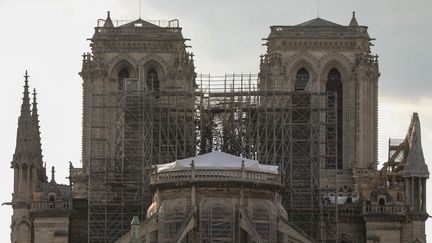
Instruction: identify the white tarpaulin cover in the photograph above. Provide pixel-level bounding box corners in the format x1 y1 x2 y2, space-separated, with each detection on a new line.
157 151 279 174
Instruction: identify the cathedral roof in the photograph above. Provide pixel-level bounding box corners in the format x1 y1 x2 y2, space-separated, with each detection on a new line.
403 113 429 178
296 18 342 27
267 13 370 40
119 19 161 28
92 12 185 42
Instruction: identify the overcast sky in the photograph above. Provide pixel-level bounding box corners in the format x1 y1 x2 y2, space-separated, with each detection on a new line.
0 0 431 241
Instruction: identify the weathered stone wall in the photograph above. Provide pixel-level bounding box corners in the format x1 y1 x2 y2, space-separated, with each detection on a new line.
33 217 69 243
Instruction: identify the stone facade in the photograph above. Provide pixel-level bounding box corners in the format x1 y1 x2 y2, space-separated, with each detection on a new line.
7 11 429 243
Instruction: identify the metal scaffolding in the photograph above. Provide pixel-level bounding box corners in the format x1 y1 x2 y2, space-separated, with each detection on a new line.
87 74 338 242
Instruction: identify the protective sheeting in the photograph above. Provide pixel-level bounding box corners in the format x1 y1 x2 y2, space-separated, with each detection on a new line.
247 199 278 243
327 196 358 205
200 198 235 242
157 151 279 174
158 198 187 243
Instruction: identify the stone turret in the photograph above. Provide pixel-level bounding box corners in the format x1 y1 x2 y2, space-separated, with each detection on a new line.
11 71 46 202
349 11 359 26
403 113 428 213
10 71 47 243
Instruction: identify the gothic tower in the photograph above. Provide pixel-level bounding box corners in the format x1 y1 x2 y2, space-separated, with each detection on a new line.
259 13 379 240
10 72 47 243
79 12 196 242
260 12 379 174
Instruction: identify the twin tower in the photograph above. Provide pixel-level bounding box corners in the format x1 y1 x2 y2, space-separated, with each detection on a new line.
9 11 428 243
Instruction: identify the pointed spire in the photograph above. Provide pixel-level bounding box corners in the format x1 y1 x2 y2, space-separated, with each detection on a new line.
349 11 359 26
32 88 38 116
103 11 114 28
32 88 43 161
13 71 44 169
20 70 31 117
403 113 429 178
51 166 56 183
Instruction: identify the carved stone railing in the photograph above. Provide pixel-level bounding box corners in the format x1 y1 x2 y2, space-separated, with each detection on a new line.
363 205 405 214
31 200 72 210
71 167 85 177
338 204 362 216
95 26 181 35
270 26 368 34
150 169 282 186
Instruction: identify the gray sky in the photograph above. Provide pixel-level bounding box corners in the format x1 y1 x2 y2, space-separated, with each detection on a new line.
0 0 431 241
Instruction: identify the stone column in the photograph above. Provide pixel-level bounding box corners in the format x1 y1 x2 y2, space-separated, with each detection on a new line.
405 178 411 207
421 178 426 212
18 165 23 198
27 166 31 199
14 166 19 195
412 177 415 211
32 166 37 192
415 177 423 211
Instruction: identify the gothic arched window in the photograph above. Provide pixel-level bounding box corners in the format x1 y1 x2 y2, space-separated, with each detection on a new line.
294 68 310 91
147 68 160 96
118 68 129 79
118 67 130 90
326 68 343 169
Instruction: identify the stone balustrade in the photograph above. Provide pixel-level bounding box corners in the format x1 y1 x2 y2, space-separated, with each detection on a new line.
270 26 368 34
338 204 362 216
363 204 405 214
150 168 282 186
31 200 72 210
96 26 181 34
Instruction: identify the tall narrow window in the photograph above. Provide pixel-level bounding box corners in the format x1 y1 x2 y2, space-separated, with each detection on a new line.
49 195 55 208
326 68 343 169
147 68 160 96
118 68 129 90
294 68 310 91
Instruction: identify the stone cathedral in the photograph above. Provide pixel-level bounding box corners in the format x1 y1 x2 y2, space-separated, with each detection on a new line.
7 11 429 243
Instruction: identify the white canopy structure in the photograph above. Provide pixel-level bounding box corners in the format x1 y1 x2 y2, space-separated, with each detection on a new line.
157 151 279 174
